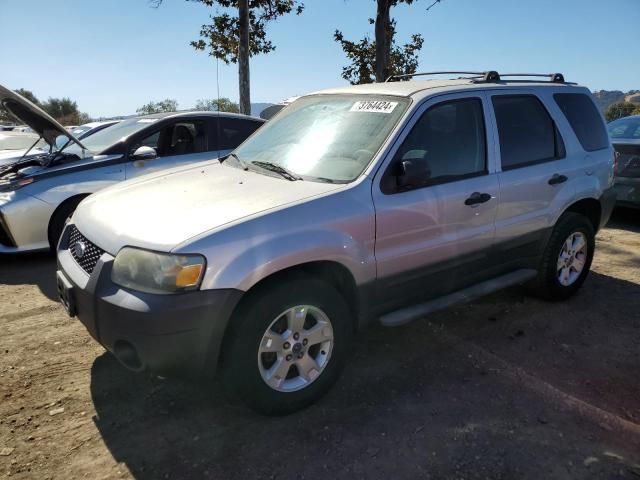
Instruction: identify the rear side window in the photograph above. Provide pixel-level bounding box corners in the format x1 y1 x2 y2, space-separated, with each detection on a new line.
492 95 564 170
217 118 262 150
554 93 609 151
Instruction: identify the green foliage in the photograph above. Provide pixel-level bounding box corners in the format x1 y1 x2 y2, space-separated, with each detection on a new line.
194 97 240 113
42 97 78 119
0 88 90 126
605 102 638 122
183 0 304 64
136 99 179 115
335 0 433 84
334 25 423 85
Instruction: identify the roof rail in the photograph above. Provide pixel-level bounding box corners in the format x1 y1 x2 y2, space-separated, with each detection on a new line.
385 71 499 82
497 73 566 83
385 71 568 84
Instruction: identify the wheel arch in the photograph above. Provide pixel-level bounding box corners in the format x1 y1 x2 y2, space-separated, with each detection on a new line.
214 260 363 371
47 193 91 245
562 197 601 232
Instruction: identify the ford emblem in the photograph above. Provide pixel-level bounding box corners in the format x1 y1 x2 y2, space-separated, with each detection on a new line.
73 241 87 259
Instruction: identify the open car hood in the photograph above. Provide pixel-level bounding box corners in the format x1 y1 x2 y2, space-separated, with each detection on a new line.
0 84 88 150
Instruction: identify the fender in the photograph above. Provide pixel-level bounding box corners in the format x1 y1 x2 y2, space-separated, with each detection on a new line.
176 183 378 292
205 228 375 292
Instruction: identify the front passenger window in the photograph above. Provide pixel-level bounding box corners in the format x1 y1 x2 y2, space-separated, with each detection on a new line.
390 97 487 189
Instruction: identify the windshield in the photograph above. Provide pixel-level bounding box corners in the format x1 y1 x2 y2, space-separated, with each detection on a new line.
0 133 47 151
63 117 159 156
233 94 410 182
608 116 640 139
70 125 92 137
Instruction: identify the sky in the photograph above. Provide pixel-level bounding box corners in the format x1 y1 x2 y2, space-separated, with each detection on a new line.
1 0 639 118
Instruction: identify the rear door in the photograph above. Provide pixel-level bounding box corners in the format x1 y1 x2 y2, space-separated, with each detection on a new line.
372 91 499 309
487 90 577 266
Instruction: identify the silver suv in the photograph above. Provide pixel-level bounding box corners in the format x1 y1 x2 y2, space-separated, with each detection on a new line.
56 71 616 414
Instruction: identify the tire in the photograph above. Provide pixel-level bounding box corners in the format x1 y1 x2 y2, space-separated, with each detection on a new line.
529 212 595 300
222 274 353 415
48 197 84 250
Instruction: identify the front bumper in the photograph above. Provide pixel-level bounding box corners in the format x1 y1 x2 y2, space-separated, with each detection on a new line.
612 177 640 208
56 224 243 377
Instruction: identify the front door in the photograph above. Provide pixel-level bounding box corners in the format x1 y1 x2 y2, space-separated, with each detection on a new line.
372 92 499 310
125 119 215 179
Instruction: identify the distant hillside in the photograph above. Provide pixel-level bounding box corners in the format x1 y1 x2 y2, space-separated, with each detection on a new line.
593 90 640 112
251 103 274 117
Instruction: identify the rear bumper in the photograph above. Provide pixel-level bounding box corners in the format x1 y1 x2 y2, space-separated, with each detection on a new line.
612 177 640 208
599 186 617 229
56 224 243 377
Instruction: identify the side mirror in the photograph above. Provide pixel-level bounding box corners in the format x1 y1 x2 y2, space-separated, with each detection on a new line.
396 159 431 189
131 146 157 161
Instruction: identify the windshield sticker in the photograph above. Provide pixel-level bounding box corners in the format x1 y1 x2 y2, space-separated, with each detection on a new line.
350 100 398 114
137 119 157 123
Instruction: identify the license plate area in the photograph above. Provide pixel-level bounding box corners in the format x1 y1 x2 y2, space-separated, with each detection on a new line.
56 270 76 317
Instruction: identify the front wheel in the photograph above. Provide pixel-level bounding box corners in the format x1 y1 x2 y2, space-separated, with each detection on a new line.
222 275 353 415
530 212 595 300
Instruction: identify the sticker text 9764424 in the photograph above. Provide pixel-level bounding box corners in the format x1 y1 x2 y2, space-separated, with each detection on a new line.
350 101 398 114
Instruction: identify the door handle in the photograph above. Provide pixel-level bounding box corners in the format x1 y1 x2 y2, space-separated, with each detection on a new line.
548 174 568 185
464 192 492 206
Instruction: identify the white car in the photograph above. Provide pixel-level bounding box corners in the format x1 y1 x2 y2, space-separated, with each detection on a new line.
0 84 264 252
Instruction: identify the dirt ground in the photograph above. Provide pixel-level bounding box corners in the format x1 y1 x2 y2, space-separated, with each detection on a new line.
1 209 639 480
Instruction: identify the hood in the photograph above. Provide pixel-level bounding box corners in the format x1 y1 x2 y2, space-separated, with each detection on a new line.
74 162 342 254
0 84 87 150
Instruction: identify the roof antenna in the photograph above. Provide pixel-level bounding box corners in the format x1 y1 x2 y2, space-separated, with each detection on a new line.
216 53 221 161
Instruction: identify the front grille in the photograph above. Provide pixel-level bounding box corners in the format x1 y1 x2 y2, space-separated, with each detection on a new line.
68 226 104 274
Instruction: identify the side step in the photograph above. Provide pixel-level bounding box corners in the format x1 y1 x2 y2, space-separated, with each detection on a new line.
379 269 537 327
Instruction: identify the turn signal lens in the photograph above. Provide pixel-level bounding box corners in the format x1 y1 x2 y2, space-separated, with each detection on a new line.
175 264 204 288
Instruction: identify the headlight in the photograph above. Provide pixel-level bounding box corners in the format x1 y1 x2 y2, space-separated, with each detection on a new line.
111 247 206 294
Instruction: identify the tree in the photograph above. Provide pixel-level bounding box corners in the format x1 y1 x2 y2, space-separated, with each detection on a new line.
41 97 91 126
153 0 304 115
335 0 443 84
605 102 638 122
334 26 423 85
194 97 240 113
136 99 179 115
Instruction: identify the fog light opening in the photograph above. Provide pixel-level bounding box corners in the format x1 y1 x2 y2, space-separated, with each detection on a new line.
113 340 144 372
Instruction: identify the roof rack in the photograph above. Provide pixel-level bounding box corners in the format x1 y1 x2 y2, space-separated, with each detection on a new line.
385 70 568 84
385 71 499 82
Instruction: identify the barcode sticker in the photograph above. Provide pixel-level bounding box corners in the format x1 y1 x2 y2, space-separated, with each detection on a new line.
350 100 398 114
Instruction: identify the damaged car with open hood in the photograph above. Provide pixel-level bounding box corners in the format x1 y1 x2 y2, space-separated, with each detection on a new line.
0 85 264 253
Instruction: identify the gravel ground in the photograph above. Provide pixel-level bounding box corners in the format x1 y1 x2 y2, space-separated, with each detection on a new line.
1 208 639 480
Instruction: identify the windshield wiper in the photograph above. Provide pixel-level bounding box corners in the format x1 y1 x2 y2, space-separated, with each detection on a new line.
251 161 302 181
220 152 249 170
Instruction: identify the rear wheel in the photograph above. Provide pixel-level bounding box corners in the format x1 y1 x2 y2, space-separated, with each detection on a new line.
222 275 352 415
530 212 595 300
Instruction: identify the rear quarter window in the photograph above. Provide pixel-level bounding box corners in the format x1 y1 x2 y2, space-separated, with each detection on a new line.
554 93 610 151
